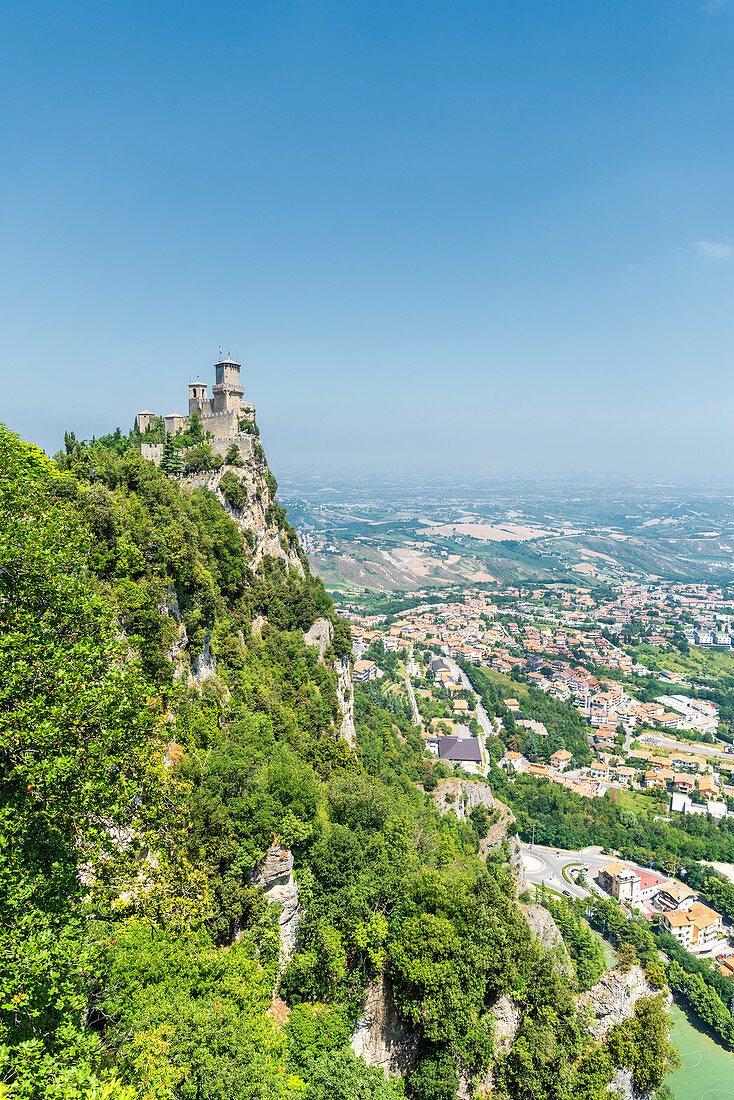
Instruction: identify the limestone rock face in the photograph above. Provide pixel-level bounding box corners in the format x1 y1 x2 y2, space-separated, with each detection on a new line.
433 784 526 893
182 462 304 577
608 1067 635 1100
350 975 419 1078
304 617 332 658
303 617 356 747
166 622 189 671
190 629 216 684
491 993 523 1054
335 656 356 748
433 779 494 821
524 905 573 976
507 833 527 891
577 966 667 1042
249 842 303 962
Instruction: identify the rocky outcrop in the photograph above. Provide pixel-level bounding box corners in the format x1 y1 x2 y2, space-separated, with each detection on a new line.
190 628 216 684
304 617 332 658
350 974 419 1078
507 832 526 892
249 842 303 963
303 617 356 747
606 1066 657 1100
335 656 356 748
432 784 526 893
490 993 523 1054
577 966 668 1041
181 462 304 577
433 779 494 821
524 905 573 976
608 1067 636 1100
166 622 189 673
458 993 522 1099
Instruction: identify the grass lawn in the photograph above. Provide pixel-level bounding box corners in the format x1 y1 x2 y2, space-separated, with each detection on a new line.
471 666 533 703
665 999 734 1099
634 643 734 685
609 787 664 816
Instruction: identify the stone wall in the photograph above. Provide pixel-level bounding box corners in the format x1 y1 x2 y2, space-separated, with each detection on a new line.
141 442 164 464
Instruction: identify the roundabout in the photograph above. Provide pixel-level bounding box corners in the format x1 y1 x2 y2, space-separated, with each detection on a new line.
521 851 546 875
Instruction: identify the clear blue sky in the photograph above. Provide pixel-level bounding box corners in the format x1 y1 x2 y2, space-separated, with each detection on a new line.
1 1 732 477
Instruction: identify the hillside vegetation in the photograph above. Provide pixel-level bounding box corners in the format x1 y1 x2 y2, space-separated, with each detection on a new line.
0 424 677 1100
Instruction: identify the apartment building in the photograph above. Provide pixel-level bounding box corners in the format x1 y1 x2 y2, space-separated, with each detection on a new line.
659 902 723 949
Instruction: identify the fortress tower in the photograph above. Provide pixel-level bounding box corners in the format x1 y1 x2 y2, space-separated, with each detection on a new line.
139 353 256 467
212 357 244 413
188 381 210 417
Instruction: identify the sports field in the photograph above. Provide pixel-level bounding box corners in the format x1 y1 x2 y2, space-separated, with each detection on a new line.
666 1001 734 1099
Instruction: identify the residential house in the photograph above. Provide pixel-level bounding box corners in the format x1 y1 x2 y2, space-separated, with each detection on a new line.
500 750 530 774
353 659 377 683
598 862 641 905
550 749 573 771
657 881 696 912
437 736 483 776
660 902 723 950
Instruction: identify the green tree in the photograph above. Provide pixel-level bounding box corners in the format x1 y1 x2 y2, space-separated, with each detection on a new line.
302 1049 402 1100
225 442 244 467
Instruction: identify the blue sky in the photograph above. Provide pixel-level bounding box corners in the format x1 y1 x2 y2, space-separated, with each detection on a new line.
1 1 732 477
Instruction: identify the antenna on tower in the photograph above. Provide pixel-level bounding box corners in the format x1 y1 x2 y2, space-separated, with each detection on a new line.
218 345 223 360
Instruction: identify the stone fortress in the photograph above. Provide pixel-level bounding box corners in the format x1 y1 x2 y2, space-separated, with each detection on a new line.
138 355 257 466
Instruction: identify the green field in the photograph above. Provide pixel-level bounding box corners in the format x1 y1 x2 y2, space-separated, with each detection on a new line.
633 643 734 685
666 1000 734 1099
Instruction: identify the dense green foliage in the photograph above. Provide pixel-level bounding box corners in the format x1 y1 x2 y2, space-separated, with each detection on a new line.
588 895 734 1049
534 892 606 991
0 423 682 1100
0 426 168 1097
460 663 592 766
687 862 734 923
490 765 734 869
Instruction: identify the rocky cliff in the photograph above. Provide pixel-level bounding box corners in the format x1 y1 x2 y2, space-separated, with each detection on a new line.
432 778 494 820
177 457 357 744
304 616 356 747
181 457 303 576
249 841 303 964
432 780 526 893
524 904 573 976
577 965 669 1041
350 975 420 1077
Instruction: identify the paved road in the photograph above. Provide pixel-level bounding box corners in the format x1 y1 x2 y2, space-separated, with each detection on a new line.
403 676 421 726
444 657 493 736
638 732 734 763
520 843 613 901
444 656 492 771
